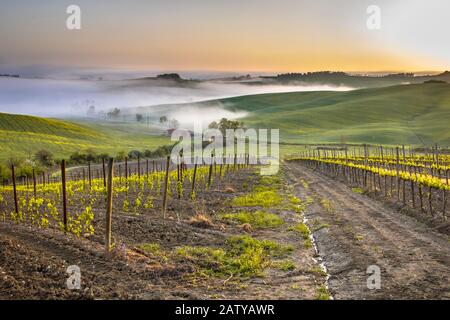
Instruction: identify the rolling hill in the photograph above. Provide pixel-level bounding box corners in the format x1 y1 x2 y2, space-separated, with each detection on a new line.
1 82 449 163
264 71 450 88
175 82 450 146
0 113 169 162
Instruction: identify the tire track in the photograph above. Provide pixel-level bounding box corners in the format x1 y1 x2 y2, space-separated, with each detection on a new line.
285 161 450 299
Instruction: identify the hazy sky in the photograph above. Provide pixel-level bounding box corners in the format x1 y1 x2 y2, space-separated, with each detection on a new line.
0 0 449 74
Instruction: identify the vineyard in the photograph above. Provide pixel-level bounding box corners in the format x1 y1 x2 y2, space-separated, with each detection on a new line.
287 144 449 219
0 154 328 299
1 145 450 299
3 0 450 305
0 155 255 244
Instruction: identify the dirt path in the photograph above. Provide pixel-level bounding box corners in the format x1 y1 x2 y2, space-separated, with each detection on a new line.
285 161 450 299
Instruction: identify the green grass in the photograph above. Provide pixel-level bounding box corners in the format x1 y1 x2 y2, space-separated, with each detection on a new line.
138 243 162 254
288 223 311 240
231 190 282 208
288 223 313 248
309 266 327 277
272 259 296 271
220 210 284 228
351 187 364 194
5 82 449 163
176 235 293 278
137 243 168 262
0 113 170 162
179 83 450 146
255 175 283 190
320 198 333 212
315 285 331 300
289 195 302 205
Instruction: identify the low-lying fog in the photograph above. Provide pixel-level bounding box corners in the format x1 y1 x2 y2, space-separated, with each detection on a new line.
0 77 354 122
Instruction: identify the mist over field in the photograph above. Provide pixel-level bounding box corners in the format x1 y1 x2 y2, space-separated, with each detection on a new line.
0 76 354 118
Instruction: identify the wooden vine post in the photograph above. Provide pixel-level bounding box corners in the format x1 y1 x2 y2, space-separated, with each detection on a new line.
395 147 400 201
105 158 114 252
176 159 181 200
32 169 37 197
61 160 68 232
207 153 214 189
191 160 198 199
82 168 86 190
11 164 18 214
428 186 434 217
102 157 107 188
409 165 415 208
88 161 92 188
137 154 141 179
443 169 448 217
162 156 170 219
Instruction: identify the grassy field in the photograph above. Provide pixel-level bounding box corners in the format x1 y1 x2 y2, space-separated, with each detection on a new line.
0 113 170 162
1 82 449 162
210 82 450 146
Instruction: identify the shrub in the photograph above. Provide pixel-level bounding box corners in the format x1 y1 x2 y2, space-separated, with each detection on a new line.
34 149 54 167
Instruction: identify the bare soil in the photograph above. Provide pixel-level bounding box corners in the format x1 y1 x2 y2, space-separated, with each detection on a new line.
285 161 450 299
0 168 325 300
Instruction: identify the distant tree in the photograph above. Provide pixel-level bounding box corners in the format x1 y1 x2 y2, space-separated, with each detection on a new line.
7 157 23 167
136 113 143 122
17 159 37 178
144 149 153 158
208 121 219 129
85 148 98 162
156 73 182 81
69 151 87 164
159 116 168 124
87 105 96 117
107 108 121 119
153 145 173 157
211 118 245 135
116 151 127 161
35 149 54 167
99 153 109 160
128 150 143 159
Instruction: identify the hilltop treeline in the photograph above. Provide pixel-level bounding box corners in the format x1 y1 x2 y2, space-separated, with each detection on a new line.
266 71 450 88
